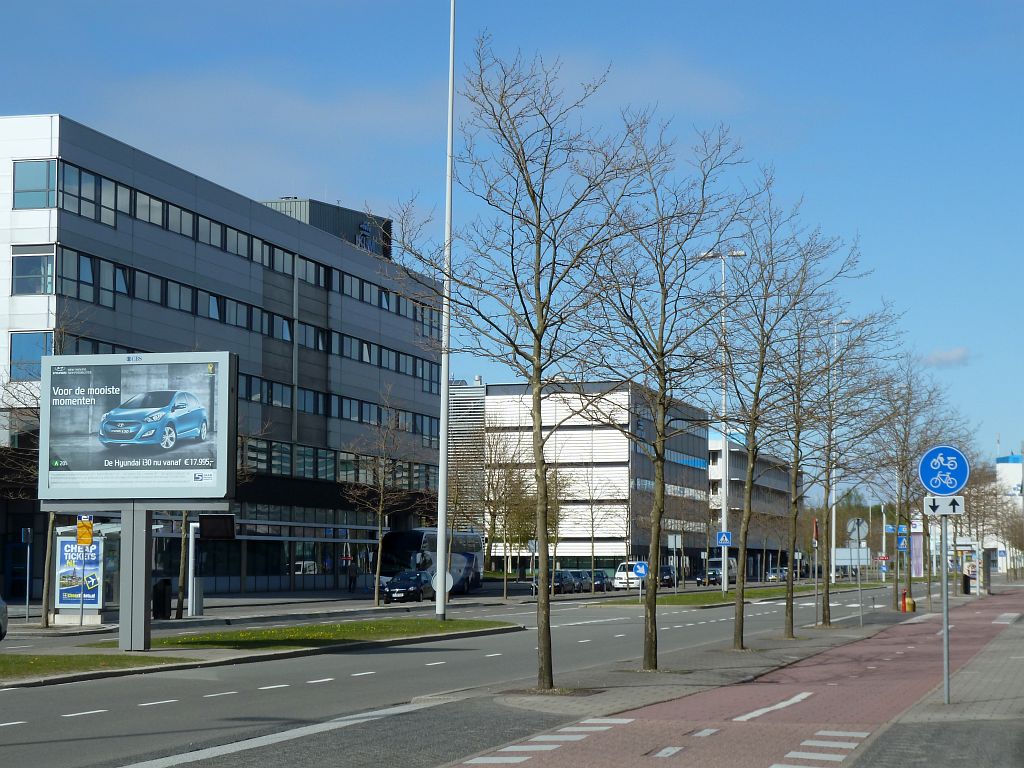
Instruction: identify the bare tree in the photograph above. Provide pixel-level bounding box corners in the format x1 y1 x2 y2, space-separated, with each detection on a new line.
394 38 646 689
344 394 429 607
580 126 743 669
725 175 861 649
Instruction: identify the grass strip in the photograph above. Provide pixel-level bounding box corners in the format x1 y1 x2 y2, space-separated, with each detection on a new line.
85 618 511 651
0 653 192 682
603 582 888 606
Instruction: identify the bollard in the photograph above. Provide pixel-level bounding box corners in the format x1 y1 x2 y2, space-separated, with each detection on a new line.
901 588 907 612
905 596 916 612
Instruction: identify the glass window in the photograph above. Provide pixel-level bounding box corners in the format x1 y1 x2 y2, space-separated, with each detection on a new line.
14 160 57 208
98 260 115 308
166 281 194 313
116 184 132 215
271 442 292 476
11 246 54 295
10 331 52 380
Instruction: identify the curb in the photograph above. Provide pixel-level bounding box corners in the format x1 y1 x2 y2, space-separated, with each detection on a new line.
1 624 525 690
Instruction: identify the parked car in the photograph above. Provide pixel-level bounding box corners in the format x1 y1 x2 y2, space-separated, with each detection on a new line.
570 570 593 592
590 570 612 592
613 561 645 590
695 568 722 587
658 566 677 588
99 390 208 450
382 570 435 603
530 571 572 595
0 594 7 641
766 567 787 582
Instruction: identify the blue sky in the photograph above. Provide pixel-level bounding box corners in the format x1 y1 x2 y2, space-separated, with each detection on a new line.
6 1 1022 458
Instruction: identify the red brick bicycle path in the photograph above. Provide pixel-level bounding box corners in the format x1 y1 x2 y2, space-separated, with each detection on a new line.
461 591 1021 768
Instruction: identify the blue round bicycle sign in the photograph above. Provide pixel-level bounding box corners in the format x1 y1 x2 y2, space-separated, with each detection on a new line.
918 445 970 495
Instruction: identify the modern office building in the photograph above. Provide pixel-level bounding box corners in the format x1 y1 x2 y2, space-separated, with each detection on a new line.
0 114 441 602
708 436 800 576
449 380 709 573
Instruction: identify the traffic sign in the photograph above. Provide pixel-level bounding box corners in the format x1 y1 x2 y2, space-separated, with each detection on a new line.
884 524 896 534
918 445 970 495
717 531 732 547
897 535 909 552
877 554 890 561
924 495 964 516
847 517 868 541
77 515 94 546
880 565 888 572
897 524 908 534
633 562 649 578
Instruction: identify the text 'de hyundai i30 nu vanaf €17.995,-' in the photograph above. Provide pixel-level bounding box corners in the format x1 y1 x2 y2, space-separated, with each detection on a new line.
99 390 208 450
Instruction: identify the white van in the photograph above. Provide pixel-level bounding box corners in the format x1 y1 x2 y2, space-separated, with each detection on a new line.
613 561 646 590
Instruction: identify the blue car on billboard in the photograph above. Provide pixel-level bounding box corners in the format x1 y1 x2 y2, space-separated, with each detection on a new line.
99 390 208 450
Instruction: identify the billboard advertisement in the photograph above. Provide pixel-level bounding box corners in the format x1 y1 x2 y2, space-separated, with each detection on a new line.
55 536 104 609
38 352 236 499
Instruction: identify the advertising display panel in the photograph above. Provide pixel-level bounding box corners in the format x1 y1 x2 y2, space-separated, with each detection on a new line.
38 352 236 499
55 536 104 609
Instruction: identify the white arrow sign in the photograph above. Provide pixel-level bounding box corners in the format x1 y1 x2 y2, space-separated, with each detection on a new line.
923 495 964 516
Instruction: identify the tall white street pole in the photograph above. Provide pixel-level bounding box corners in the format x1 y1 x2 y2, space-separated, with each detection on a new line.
828 320 849 584
881 504 887 583
435 0 455 620
720 251 728 596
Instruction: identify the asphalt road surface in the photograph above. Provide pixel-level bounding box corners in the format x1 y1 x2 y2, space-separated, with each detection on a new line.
0 590 892 768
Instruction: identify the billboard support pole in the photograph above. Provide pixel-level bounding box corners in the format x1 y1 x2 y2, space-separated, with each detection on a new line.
187 522 200 617
119 504 153 652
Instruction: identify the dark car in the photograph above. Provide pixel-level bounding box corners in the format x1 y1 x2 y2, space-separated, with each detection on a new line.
530 571 572 595
695 568 722 587
382 570 434 603
658 566 677 588
590 570 612 592
570 569 592 592
99 390 208 450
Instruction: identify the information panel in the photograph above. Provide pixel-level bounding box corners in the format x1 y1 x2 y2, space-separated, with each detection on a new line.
38 352 236 499
55 536 104 609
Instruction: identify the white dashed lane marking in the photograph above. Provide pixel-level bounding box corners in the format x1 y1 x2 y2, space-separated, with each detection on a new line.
653 747 682 757
530 734 588 742
203 691 237 698
258 685 289 690
734 692 814 722
485 653 502 657
351 672 375 677
307 678 333 684
425 661 446 666
62 710 108 718
138 700 178 707
0 721 26 727
499 745 560 752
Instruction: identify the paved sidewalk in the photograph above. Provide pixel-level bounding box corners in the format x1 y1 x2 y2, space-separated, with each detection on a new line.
849 599 1024 767
451 589 1023 768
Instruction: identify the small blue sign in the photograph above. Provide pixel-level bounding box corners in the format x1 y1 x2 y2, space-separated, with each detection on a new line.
633 562 649 578
918 445 970 496
884 524 896 534
897 535 909 552
880 565 888 572
897 524 909 534
717 531 732 547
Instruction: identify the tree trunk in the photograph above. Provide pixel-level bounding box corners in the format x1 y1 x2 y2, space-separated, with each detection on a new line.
531 374 553 690
643 398 667 670
39 511 56 628
734 433 757 650
784 436 801 639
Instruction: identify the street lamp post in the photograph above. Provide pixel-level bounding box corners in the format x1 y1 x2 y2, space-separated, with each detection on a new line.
435 0 456 620
828 318 851 584
719 249 743 595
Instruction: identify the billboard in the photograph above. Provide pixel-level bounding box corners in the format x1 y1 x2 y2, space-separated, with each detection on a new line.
38 352 236 499
55 537 104 609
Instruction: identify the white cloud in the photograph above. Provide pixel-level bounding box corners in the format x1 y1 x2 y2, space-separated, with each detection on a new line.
924 346 970 368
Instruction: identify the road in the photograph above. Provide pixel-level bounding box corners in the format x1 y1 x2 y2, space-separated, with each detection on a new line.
0 589 892 768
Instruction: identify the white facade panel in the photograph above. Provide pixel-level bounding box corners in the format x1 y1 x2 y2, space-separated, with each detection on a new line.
544 427 627 463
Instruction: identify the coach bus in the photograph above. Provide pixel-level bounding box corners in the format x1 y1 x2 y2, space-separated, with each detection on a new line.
379 528 483 593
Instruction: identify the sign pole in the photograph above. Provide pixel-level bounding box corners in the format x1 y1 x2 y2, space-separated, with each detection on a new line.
942 513 950 704
25 541 31 622
857 528 864 627
79 559 85 627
